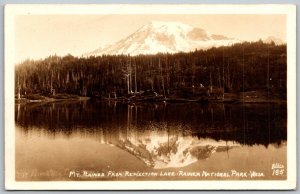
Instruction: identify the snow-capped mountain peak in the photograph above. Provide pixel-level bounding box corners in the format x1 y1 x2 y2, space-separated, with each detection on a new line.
85 21 240 57
142 21 193 32
115 130 240 169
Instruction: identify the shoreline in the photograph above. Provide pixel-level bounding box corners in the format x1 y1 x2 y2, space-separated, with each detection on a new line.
15 94 286 104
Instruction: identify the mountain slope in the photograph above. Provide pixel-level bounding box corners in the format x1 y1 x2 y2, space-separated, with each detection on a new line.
113 130 240 169
263 36 285 45
86 21 240 56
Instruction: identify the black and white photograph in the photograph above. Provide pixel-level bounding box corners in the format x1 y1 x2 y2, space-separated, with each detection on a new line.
4 4 296 190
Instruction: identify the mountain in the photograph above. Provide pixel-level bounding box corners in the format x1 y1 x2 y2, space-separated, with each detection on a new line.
85 21 240 57
263 36 285 45
105 129 239 169
117 134 239 169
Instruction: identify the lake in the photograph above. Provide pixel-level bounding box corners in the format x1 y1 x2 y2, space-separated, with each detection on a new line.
15 100 287 181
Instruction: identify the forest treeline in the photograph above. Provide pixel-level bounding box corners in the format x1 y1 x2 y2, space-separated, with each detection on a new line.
15 41 287 99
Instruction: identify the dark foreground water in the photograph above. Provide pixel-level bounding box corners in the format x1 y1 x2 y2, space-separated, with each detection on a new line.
15 100 287 181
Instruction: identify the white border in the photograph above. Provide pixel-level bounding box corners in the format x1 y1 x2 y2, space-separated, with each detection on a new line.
4 4 297 190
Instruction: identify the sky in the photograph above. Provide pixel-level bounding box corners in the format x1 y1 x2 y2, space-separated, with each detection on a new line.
14 14 286 64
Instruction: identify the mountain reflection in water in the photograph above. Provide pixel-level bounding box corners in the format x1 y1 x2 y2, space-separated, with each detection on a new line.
15 100 287 180
116 133 240 169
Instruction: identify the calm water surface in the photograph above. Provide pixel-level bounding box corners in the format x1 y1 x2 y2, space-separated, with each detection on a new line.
15 100 287 181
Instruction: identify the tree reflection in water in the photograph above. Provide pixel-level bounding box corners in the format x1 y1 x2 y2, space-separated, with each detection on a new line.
15 100 286 169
